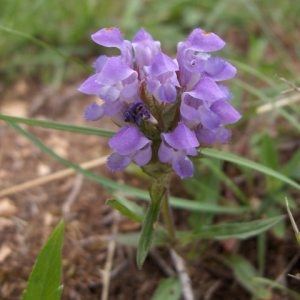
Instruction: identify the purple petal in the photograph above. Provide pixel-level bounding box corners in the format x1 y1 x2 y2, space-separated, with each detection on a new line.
157 83 177 103
214 127 232 143
121 78 139 99
132 28 155 43
162 123 199 150
178 49 209 74
188 77 226 102
132 28 161 68
78 74 100 95
109 126 151 155
172 153 194 179
185 28 225 52
205 57 237 81
180 94 202 125
146 52 178 77
199 105 221 129
133 143 152 166
210 100 241 124
91 27 125 48
101 100 126 118
98 85 121 102
92 55 108 72
107 153 131 171
84 103 104 121
96 57 137 85
158 141 175 163
196 127 232 144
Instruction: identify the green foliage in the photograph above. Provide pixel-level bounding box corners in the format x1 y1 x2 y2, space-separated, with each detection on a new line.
22 221 64 300
193 215 284 240
151 277 181 300
137 177 170 269
225 255 271 299
200 148 300 191
107 196 144 223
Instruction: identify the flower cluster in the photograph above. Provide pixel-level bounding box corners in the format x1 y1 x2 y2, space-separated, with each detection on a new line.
79 27 241 178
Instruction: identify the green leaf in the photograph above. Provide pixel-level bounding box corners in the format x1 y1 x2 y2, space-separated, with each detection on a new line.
254 277 300 300
201 158 248 204
137 178 169 269
259 134 281 190
22 221 64 300
225 255 271 299
192 215 284 240
106 197 144 223
200 148 300 191
151 277 181 300
136 199 162 269
0 113 114 137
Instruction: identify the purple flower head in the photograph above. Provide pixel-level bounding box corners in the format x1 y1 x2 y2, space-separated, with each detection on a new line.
159 123 199 178
107 126 152 171
79 27 241 178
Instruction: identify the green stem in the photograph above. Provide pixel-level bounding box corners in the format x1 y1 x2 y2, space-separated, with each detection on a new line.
161 184 176 243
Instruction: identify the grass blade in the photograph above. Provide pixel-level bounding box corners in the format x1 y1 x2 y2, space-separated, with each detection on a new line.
22 221 64 300
106 197 144 223
192 215 285 240
225 254 271 299
200 148 300 191
0 113 114 137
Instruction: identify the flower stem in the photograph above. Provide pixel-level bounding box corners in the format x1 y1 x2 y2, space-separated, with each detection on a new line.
161 186 176 243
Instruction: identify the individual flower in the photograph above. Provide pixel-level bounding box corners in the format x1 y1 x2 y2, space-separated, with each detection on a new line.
177 28 236 89
180 77 241 134
91 27 133 66
131 28 161 73
158 123 199 178
79 56 139 102
107 126 152 171
145 52 180 103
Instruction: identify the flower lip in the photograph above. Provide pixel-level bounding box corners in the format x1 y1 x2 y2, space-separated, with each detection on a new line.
109 125 151 156
185 28 226 52
91 27 124 48
162 122 199 151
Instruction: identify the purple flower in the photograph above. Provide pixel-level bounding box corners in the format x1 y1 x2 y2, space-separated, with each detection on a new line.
195 126 232 144
180 77 241 131
79 56 138 102
177 28 236 89
132 28 161 72
158 123 199 178
107 126 152 171
145 52 180 103
79 27 241 178
91 27 133 66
